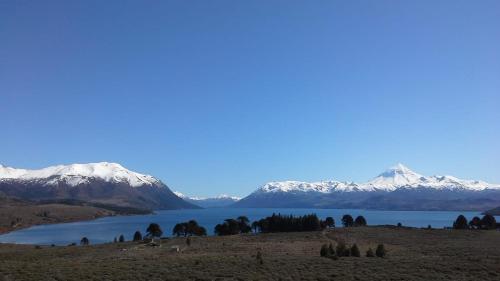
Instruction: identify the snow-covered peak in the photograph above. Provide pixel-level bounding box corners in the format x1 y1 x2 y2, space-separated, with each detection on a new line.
364 164 424 190
0 162 161 187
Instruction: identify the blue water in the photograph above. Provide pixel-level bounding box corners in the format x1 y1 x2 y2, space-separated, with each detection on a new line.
0 208 487 245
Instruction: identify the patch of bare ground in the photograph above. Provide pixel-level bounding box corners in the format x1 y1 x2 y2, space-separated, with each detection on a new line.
0 227 499 280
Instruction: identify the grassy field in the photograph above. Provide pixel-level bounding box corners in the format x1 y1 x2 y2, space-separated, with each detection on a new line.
0 227 498 281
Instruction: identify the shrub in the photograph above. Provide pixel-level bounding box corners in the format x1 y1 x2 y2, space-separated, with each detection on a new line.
133 231 142 241
80 237 89 246
354 216 367 227
453 215 469 229
146 223 163 239
342 215 354 227
397 222 402 227
427 225 432 229
186 237 191 246
469 216 481 229
256 250 263 265
336 241 348 257
320 244 329 257
481 214 497 230
119 234 125 243
375 244 386 258
366 248 375 257
328 243 335 257
325 217 335 228
350 244 360 257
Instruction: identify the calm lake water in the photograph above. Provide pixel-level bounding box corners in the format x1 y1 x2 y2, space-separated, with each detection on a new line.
0 208 488 245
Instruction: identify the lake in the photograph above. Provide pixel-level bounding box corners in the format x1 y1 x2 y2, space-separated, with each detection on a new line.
0 208 487 245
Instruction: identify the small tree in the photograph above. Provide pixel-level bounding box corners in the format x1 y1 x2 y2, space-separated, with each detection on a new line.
320 244 329 257
146 223 163 240
481 214 497 230
256 250 263 265
341 215 354 227
80 237 89 246
453 215 469 229
325 217 335 228
186 237 191 246
366 248 375 257
397 222 402 227
354 216 367 227
469 216 481 229
375 244 386 258
119 234 125 243
113 237 117 243
350 243 360 257
336 241 348 257
133 231 142 241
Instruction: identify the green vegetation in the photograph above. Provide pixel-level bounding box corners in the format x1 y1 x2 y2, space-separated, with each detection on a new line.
172 220 207 237
146 223 163 239
133 231 142 241
376 244 386 258
80 237 89 246
250 213 323 234
366 247 375 257
453 214 498 230
341 214 354 227
350 243 360 257
354 216 367 227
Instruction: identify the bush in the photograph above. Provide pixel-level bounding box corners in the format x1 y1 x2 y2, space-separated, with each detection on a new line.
366 248 375 257
80 237 89 246
342 215 354 227
481 214 497 230
397 222 402 227
325 217 335 228
453 215 469 229
350 244 360 257
146 223 163 239
336 241 348 257
376 244 386 258
186 237 191 246
119 234 125 243
133 231 142 241
320 244 329 257
469 216 481 229
328 243 335 257
354 216 367 227
256 250 263 265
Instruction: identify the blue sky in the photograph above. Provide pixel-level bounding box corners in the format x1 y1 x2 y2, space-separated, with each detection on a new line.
1 1 499 197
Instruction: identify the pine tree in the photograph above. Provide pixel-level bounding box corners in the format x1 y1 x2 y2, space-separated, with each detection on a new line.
453 215 469 229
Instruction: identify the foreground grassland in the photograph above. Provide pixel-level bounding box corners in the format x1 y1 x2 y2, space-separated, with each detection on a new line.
0 227 499 281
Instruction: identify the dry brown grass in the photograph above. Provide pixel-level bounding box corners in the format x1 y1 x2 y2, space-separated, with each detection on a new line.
0 227 499 281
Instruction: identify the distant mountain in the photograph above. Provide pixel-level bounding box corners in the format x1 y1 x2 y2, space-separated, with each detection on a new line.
233 164 500 211
174 191 240 208
0 162 199 210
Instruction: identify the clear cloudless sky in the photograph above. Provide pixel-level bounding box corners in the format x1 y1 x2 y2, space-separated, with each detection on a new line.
1 0 499 197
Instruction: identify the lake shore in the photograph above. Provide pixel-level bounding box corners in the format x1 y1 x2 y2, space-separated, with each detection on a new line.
1 226 499 280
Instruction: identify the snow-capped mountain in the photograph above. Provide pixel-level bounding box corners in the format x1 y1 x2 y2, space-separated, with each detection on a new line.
174 191 240 208
234 164 500 211
0 162 199 210
252 164 498 194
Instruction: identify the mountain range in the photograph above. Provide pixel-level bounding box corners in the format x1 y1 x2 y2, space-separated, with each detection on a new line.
173 192 240 208
0 162 198 210
1 162 498 211
233 164 500 211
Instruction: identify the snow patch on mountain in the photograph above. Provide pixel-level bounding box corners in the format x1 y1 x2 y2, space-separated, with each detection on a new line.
0 162 161 187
